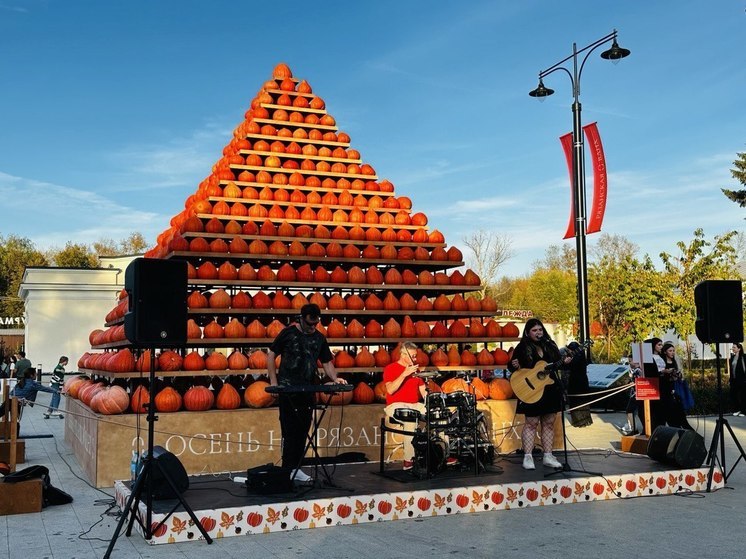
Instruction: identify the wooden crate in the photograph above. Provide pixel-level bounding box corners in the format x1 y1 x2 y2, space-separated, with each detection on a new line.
0 440 25 464
0 478 43 515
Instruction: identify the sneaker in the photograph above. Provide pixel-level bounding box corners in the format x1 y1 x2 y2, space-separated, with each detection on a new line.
402 460 414 471
291 469 312 483
446 456 459 467
734 412 743 417
543 453 562 468
522 454 535 470
620 425 639 436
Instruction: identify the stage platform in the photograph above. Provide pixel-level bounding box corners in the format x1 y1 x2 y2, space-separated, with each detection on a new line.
113 450 724 545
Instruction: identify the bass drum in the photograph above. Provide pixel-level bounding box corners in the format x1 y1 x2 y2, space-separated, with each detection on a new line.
412 431 447 476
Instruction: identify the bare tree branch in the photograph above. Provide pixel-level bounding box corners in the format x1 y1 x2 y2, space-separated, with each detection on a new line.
462 229 514 296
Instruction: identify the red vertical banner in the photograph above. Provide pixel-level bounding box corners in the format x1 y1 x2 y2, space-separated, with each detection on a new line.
559 132 575 239
583 122 607 234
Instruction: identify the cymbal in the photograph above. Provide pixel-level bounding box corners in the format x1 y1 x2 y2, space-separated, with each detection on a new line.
414 371 439 379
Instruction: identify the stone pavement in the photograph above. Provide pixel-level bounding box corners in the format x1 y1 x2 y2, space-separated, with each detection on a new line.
1 394 744 559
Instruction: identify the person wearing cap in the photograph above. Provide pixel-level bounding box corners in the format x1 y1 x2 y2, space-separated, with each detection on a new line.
267 303 346 483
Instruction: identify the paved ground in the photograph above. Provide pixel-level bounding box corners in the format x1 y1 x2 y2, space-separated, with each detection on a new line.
1 396 744 559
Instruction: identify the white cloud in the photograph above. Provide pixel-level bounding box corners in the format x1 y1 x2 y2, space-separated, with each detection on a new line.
0 172 165 249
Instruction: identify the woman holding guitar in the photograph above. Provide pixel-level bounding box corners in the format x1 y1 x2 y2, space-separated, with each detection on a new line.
509 318 570 470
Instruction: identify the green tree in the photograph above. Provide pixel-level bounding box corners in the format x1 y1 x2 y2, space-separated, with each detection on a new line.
589 253 666 363
94 232 148 256
119 232 148 254
0 235 48 317
722 151 746 209
659 228 739 367
52 242 99 268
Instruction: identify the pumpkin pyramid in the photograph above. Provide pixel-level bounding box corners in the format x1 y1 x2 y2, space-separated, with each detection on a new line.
83 62 518 380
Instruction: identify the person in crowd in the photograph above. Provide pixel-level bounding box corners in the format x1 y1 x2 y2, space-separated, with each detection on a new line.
44 355 68 419
660 342 693 430
509 318 571 470
0 368 59 417
267 304 346 484
729 343 746 417
644 337 667 430
14 352 32 378
0 356 11 378
383 342 426 471
620 358 642 436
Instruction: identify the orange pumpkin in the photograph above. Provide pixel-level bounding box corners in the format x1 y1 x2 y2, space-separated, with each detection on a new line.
502 322 520 338
227 350 249 370
374 381 388 402
352 382 375 405
155 386 183 413
245 381 274 408
429 349 449 367
489 378 514 400
206 351 229 370
130 384 150 413
334 350 355 368
92 385 130 415
158 350 183 372
216 383 242 410
184 385 215 411
183 351 206 371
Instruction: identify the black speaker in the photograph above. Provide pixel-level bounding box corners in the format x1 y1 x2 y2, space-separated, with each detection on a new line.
647 426 707 469
143 446 189 500
694 280 744 344
124 258 188 346
246 463 293 494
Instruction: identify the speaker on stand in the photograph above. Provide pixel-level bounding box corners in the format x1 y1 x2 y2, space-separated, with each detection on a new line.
692 280 746 491
105 258 212 558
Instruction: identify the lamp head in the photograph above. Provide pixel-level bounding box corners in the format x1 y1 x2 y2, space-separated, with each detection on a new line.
600 38 631 64
528 78 554 101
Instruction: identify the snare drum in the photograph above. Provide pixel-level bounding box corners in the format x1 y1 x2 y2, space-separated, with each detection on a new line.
427 394 457 427
393 408 421 423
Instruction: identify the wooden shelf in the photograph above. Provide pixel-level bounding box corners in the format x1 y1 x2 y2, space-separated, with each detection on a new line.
206 196 410 215
80 363 508 380
186 308 496 320
91 336 518 350
184 279 477 295
218 179 394 197
244 133 350 148
180 232 444 249
194 213 427 232
260 103 327 115
238 149 361 165
253 117 337 132
230 164 377 181
264 88 313 99
167 251 463 271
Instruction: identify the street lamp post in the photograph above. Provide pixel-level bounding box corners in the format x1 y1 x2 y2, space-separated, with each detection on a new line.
529 30 630 360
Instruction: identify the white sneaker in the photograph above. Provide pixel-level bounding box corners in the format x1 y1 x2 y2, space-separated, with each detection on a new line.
543 453 562 468
522 454 535 470
291 469 312 483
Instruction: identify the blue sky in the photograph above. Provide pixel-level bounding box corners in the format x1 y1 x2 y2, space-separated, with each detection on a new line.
0 1 743 275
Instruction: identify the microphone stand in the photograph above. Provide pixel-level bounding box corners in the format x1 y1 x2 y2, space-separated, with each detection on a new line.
545 364 601 479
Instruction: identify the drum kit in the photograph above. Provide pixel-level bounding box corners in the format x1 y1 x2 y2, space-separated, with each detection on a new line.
391 371 495 478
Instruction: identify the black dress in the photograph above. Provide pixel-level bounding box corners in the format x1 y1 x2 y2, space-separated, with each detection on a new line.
509 339 563 417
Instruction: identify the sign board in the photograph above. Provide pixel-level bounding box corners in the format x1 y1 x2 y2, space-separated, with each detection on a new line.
635 378 660 400
586 364 629 388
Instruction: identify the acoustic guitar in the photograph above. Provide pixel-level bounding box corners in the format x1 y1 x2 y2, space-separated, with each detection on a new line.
510 341 591 404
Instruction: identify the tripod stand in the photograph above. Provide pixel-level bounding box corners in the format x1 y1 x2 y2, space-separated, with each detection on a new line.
104 347 212 558
545 368 600 479
706 347 746 491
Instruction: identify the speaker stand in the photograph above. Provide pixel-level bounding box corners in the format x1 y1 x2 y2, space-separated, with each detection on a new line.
104 347 213 558
706 348 746 491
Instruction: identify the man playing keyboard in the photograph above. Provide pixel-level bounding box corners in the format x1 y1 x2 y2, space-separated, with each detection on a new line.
267 303 347 483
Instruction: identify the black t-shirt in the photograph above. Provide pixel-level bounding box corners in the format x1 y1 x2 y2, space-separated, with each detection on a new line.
269 325 333 385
